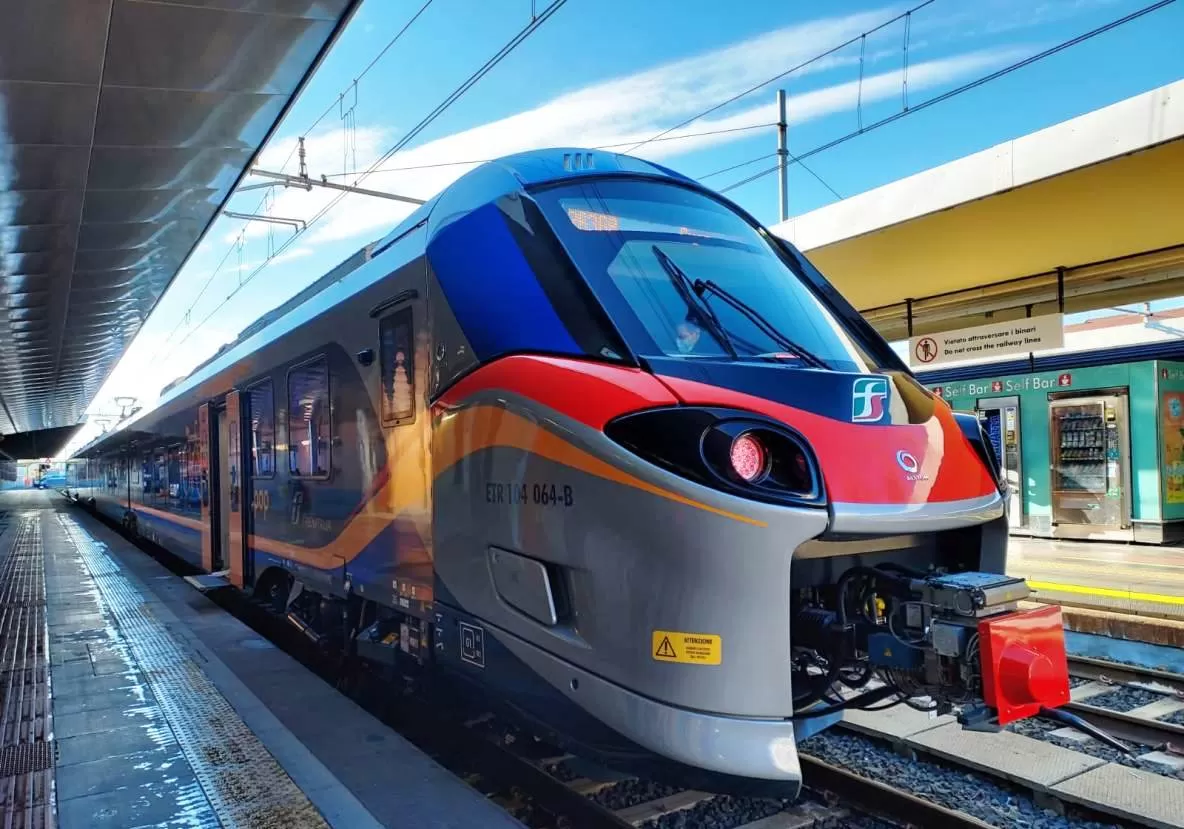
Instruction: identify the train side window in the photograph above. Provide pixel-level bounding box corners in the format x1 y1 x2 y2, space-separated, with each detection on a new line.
379 306 415 425
167 446 182 502
288 356 331 478
248 379 276 477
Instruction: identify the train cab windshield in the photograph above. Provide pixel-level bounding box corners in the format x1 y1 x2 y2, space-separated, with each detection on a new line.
533 178 880 373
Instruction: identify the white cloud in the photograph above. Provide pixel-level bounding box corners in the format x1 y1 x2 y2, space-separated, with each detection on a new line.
223 4 1054 248
231 7 911 245
914 0 1124 40
304 43 1023 245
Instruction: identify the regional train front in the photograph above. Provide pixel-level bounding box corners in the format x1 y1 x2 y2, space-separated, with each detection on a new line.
427 149 1072 797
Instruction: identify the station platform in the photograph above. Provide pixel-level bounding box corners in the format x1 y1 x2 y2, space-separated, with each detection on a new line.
1007 535 1184 620
0 489 523 829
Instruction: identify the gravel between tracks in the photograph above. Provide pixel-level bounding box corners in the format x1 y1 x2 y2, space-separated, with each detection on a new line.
639 795 793 828
1160 707 1184 726
1080 686 1164 712
590 778 684 811
638 791 897 829
799 730 1120 829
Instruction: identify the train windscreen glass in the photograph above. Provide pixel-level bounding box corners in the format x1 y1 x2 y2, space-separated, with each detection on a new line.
533 179 875 372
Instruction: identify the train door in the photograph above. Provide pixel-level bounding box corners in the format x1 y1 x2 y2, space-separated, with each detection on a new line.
224 390 248 587
198 402 216 571
216 406 231 571
975 395 1024 528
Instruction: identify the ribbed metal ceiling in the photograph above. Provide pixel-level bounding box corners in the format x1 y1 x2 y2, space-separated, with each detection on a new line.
0 0 358 434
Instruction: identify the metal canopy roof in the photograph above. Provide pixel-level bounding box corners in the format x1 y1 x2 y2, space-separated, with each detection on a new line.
0 0 358 435
0 425 81 461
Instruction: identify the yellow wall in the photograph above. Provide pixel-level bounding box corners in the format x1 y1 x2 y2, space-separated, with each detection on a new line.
806 140 1184 311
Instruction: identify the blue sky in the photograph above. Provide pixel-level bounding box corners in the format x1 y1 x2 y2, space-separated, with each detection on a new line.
64 0 1184 450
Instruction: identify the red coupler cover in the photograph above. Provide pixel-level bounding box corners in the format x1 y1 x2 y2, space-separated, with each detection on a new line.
978 604 1071 725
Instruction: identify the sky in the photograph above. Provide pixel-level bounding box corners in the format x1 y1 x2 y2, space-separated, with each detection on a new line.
59 0 1184 455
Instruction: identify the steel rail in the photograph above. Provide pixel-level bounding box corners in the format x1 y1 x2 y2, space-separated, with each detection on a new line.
1062 700 1184 754
1068 654 1184 695
799 756 996 829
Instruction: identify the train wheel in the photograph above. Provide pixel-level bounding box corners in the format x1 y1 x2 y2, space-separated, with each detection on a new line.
255 569 291 615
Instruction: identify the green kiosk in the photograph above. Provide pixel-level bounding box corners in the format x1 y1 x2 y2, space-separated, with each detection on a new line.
922 360 1184 544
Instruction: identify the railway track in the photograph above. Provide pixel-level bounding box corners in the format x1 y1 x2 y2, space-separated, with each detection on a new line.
1063 655 1184 757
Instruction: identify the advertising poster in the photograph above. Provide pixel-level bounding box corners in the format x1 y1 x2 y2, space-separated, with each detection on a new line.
1162 390 1184 504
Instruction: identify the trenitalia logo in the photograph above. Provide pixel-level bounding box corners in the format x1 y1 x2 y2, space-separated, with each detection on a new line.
851 376 889 423
896 449 929 482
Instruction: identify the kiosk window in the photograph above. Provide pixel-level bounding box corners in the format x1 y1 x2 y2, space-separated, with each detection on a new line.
288 358 331 477
248 380 276 477
379 308 415 423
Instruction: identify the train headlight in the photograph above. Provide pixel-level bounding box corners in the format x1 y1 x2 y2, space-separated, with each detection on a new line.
729 433 767 482
604 406 825 507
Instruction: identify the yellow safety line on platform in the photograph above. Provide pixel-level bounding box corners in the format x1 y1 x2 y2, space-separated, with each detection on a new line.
1027 580 1184 606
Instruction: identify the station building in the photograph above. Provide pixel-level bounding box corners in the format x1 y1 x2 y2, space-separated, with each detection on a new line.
772 79 1184 544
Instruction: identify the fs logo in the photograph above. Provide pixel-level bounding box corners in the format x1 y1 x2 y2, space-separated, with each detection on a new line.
851 376 889 423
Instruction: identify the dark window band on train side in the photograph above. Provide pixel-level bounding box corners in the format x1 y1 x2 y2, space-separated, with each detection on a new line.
248 379 276 478
287 356 332 479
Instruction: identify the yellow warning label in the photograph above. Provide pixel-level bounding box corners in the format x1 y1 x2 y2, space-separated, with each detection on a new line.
651 630 721 665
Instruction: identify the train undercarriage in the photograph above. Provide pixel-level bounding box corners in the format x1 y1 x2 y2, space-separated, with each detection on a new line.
254 531 1071 796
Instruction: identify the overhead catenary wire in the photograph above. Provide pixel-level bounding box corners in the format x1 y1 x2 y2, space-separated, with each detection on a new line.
622 0 939 155
171 0 875 352
716 150 842 200
162 0 571 362
318 122 778 179
158 1 441 352
715 0 1178 197
280 0 440 171
696 152 778 181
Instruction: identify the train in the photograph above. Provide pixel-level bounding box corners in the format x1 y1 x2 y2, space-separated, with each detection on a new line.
64 148 1072 797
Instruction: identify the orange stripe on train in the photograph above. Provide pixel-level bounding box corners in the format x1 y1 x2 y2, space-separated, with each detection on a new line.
433 404 766 528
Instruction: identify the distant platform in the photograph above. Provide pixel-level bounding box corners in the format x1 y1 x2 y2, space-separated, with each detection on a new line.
0 489 523 829
1007 535 1184 621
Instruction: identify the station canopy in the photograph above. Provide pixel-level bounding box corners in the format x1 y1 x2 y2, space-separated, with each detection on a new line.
0 0 359 437
771 80 1184 343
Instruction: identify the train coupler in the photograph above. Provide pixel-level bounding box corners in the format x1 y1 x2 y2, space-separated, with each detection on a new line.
976 603 1072 724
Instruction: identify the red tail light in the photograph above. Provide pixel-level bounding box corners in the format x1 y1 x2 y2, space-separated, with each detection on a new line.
730 433 767 482
978 604 1071 724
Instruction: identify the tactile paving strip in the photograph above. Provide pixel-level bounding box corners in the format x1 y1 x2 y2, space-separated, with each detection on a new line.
0 514 54 829
55 514 329 829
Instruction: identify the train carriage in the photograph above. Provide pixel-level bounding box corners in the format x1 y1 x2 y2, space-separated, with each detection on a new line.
69 148 1071 797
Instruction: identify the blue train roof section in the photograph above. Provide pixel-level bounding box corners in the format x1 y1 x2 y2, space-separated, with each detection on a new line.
375 147 697 252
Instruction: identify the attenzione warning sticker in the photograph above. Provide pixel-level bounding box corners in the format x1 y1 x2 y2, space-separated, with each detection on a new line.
651 630 721 665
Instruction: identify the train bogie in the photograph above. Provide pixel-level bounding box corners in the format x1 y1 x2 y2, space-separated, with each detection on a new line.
69 148 1072 798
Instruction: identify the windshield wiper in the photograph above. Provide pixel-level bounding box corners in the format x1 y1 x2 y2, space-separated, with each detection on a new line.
650 245 737 359
691 278 828 369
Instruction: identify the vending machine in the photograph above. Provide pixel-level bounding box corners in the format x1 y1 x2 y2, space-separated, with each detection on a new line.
976 396 1024 529
1047 392 1132 540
